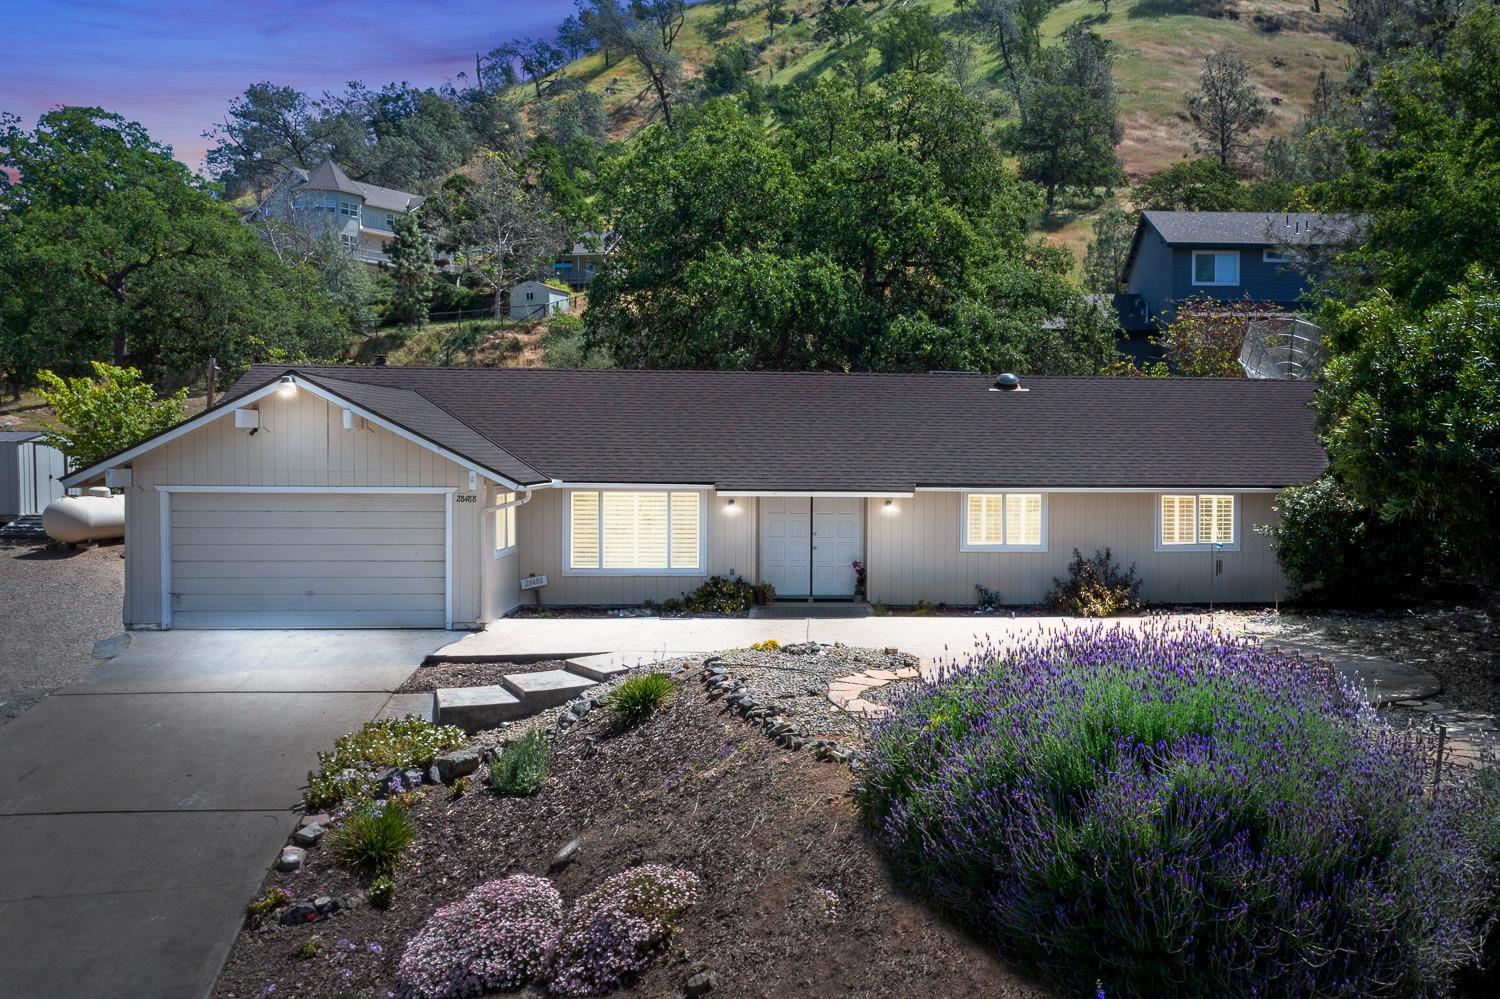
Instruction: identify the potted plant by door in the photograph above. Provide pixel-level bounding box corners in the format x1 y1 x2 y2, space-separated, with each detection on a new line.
852 561 867 599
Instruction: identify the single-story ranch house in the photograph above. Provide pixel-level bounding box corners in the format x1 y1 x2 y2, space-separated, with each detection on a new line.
62 366 1326 630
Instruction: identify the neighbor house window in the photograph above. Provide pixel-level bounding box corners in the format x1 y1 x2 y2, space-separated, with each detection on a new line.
384 212 397 230
1191 251 1240 286
494 491 517 556
339 199 361 219
339 234 360 252
568 490 703 573
1158 494 1237 549
1263 248 1292 263
961 493 1045 551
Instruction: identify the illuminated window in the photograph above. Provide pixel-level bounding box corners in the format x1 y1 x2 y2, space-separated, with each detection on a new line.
494 492 517 555
962 493 1045 550
569 491 703 573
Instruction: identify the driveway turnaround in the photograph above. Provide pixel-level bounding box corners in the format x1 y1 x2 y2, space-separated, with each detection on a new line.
434 612 1205 667
0 629 452 999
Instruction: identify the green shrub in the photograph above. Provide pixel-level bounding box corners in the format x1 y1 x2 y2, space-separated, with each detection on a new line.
305 716 466 809
609 672 675 727
862 626 1499 997
488 730 552 797
246 886 291 918
369 875 397 910
326 801 416 876
912 599 936 616
1261 476 1431 600
652 575 759 615
1045 547 1142 616
540 312 610 368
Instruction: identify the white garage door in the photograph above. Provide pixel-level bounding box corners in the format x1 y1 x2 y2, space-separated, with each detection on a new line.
167 491 447 629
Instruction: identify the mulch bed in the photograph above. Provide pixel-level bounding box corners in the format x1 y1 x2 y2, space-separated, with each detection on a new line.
213 681 1047 999
395 660 575 694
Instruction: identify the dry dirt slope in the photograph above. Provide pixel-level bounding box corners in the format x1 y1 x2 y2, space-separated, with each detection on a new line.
531 0 1351 181
213 686 1048 998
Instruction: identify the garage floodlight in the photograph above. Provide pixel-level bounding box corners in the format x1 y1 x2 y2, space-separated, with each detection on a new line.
277 376 297 397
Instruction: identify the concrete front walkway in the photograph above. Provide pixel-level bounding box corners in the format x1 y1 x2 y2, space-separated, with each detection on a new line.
0 629 451 999
435 613 1186 667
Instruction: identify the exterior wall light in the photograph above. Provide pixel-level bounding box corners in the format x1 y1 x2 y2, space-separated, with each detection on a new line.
724 498 740 514
277 375 298 397
882 499 898 514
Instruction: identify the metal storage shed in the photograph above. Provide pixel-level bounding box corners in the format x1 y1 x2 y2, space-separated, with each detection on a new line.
0 432 68 521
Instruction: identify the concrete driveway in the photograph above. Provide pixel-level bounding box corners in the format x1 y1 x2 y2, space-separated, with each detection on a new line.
0 629 452 999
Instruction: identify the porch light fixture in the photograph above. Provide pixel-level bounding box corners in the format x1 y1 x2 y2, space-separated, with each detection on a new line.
882 499 898 514
724 498 740 514
277 375 297 397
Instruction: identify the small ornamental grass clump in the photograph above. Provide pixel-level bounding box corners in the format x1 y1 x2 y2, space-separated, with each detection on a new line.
306 715 466 809
488 729 551 797
548 865 701 996
398 874 563 999
326 800 416 876
608 673 675 727
861 623 1497 998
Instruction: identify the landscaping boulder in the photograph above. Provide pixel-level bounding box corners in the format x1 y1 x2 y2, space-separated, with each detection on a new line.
432 745 485 784
291 823 324 848
550 838 581 873
299 812 330 829
685 969 718 996
276 847 306 872
279 900 319 926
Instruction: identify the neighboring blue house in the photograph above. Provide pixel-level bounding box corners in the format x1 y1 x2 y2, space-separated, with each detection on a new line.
1116 211 1364 332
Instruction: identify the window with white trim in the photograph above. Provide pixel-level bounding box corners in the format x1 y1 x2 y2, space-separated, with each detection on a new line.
962 493 1045 550
1159 494 1237 548
494 491 517 556
339 199 361 219
568 490 703 573
1263 248 1292 264
1191 251 1240 286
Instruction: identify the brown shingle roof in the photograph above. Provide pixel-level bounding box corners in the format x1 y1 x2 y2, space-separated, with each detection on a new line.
225 366 1326 492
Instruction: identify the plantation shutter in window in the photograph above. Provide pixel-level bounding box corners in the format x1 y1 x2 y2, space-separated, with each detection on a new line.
1006 494 1043 546
603 492 669 569
570 492 600 568
1200 495 1235 545
967 494 1005 545
670 492 701 569
1160 495 1198 545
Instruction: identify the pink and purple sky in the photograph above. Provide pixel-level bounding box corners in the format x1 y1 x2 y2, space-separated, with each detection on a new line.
4 0 575 169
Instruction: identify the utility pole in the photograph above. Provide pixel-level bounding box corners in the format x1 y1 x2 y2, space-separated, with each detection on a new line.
205 357 219 408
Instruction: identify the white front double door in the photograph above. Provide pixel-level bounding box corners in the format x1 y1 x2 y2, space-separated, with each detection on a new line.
759 497 863 599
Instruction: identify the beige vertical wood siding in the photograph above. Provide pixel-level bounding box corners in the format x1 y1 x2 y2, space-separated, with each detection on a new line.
124 391 484 628
514 489 756 607
865 491 1285 606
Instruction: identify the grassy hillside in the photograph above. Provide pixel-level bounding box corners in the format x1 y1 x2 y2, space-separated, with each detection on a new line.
531 0 1350 262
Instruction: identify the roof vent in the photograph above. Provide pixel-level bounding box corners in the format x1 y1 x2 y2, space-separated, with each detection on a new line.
993 372 1022 391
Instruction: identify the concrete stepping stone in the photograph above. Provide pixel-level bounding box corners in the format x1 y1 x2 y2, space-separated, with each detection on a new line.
502 669 596 710
564 656 632 683
436 684 526 731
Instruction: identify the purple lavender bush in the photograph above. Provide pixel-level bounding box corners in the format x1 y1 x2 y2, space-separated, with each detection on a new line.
548 865 701 996
397 874 562 999
860 623 1496 998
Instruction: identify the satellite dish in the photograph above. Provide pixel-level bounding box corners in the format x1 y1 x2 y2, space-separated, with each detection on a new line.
1238 316 1328 380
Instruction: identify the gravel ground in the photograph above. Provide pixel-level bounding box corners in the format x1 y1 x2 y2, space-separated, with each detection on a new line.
0 540 125 727
395 659 575 693
703 643 919 738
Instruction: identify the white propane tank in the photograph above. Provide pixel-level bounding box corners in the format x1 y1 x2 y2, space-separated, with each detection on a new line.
42 487 126 543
